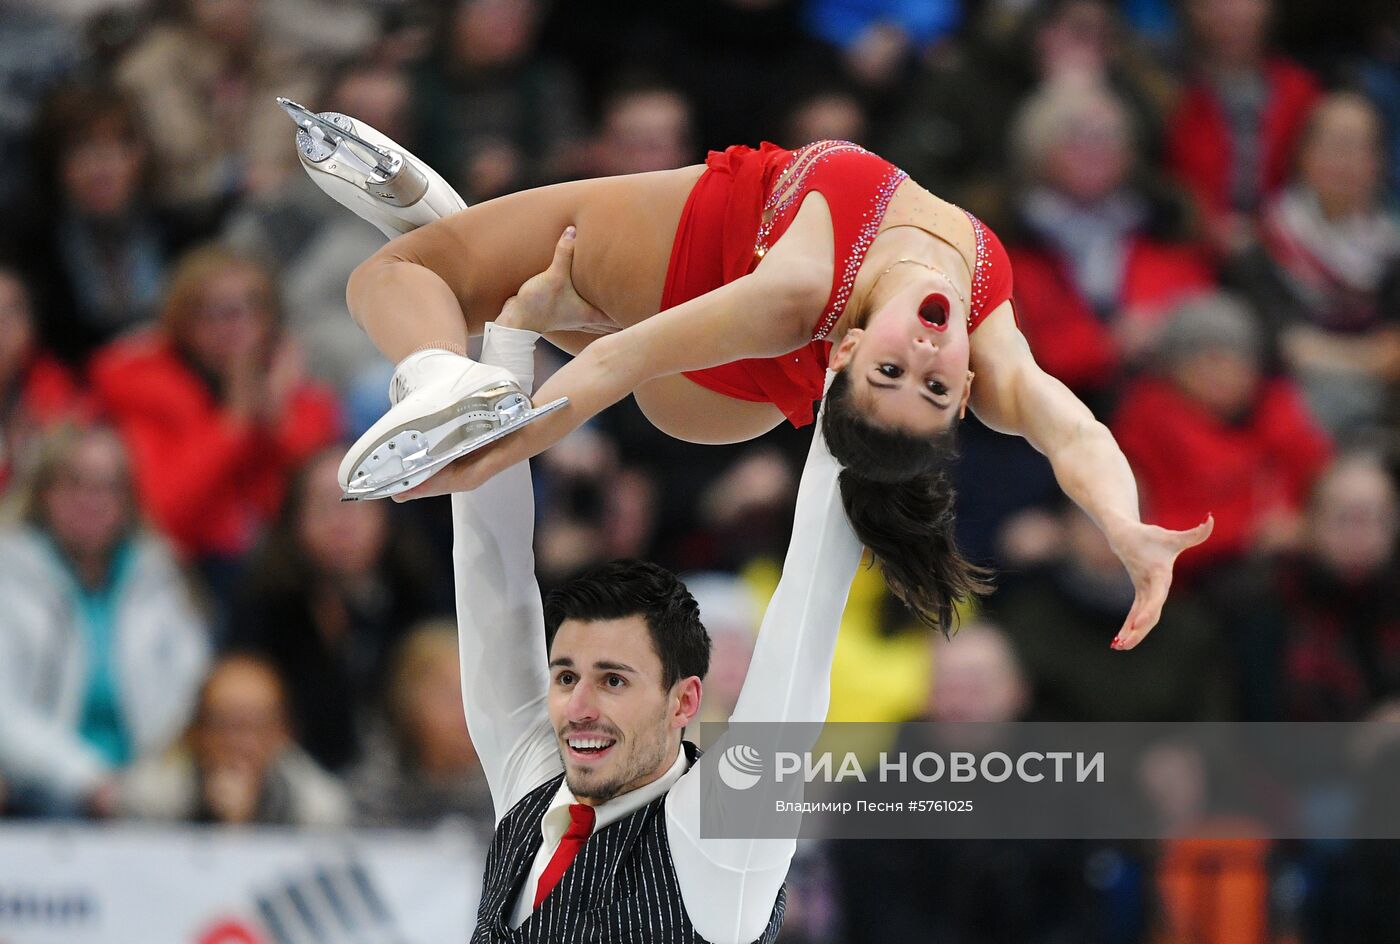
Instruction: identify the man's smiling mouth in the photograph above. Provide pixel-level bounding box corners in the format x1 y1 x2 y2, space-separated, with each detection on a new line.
566 736 617 759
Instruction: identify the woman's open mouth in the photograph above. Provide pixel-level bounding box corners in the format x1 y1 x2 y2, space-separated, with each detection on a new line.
918 293 950 331
566 737 617 762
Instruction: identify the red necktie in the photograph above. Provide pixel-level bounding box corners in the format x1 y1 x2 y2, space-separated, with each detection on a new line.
533 803 596 909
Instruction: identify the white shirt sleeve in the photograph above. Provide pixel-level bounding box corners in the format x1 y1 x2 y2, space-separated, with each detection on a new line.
666 383 865 944
453 326 562 824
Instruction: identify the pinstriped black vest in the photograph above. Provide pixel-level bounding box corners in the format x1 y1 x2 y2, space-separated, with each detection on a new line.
470 740 786 943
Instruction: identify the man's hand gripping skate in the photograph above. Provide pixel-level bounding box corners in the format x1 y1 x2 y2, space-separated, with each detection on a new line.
391 227 605 501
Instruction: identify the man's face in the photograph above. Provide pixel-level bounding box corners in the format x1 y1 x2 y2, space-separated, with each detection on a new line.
547 617 699 804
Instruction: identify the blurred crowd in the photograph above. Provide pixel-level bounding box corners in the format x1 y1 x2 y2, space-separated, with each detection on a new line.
1 0 1400 941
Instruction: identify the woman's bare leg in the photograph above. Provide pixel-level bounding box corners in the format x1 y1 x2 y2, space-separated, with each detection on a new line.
345 168 704 363
634 375 785 444
346 255 474 359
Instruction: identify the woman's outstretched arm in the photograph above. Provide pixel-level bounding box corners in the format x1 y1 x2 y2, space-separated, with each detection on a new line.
968 302 1213 650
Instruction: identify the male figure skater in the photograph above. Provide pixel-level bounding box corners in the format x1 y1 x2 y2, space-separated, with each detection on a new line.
455 318 862 942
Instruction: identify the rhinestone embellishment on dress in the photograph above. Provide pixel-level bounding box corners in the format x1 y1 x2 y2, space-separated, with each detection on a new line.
963 209 990 327
744 140 911 341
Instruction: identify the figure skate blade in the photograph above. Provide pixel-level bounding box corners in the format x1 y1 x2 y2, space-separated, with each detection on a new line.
341 394 568 501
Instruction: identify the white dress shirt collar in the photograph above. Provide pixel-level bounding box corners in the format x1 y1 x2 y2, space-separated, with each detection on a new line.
539 742 690 848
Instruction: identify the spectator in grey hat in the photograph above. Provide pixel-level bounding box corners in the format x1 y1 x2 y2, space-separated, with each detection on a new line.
1150 292 1265 420
1154 292 1262 360
1113 292 1332 576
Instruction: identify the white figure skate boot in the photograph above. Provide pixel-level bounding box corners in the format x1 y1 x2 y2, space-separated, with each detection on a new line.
338 349 567 501
276 99 567 499
277 97 466 238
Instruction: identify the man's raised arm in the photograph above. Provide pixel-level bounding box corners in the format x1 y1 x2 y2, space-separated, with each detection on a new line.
726 390 865 727
666 373 865 944
451 323 562 822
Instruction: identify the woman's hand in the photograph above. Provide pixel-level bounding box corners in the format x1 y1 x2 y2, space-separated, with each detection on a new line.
1106 515 1214 650
496 227 616 336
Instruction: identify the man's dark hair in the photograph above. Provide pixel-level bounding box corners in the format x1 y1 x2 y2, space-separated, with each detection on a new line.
544 559 711 690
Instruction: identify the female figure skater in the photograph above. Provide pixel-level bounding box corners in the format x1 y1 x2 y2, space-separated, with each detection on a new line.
286 106 1209 649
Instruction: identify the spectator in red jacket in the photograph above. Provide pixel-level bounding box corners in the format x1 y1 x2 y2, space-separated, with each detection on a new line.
91 245 340 599
1166 0 1321 257
0 264 87 493
1006 78 1214 406
1113 292 1332 575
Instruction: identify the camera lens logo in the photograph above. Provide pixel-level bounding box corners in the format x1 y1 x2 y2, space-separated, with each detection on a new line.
717 744 764 790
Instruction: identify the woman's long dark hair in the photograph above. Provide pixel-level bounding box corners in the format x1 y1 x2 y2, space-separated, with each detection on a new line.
821 370 993 635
